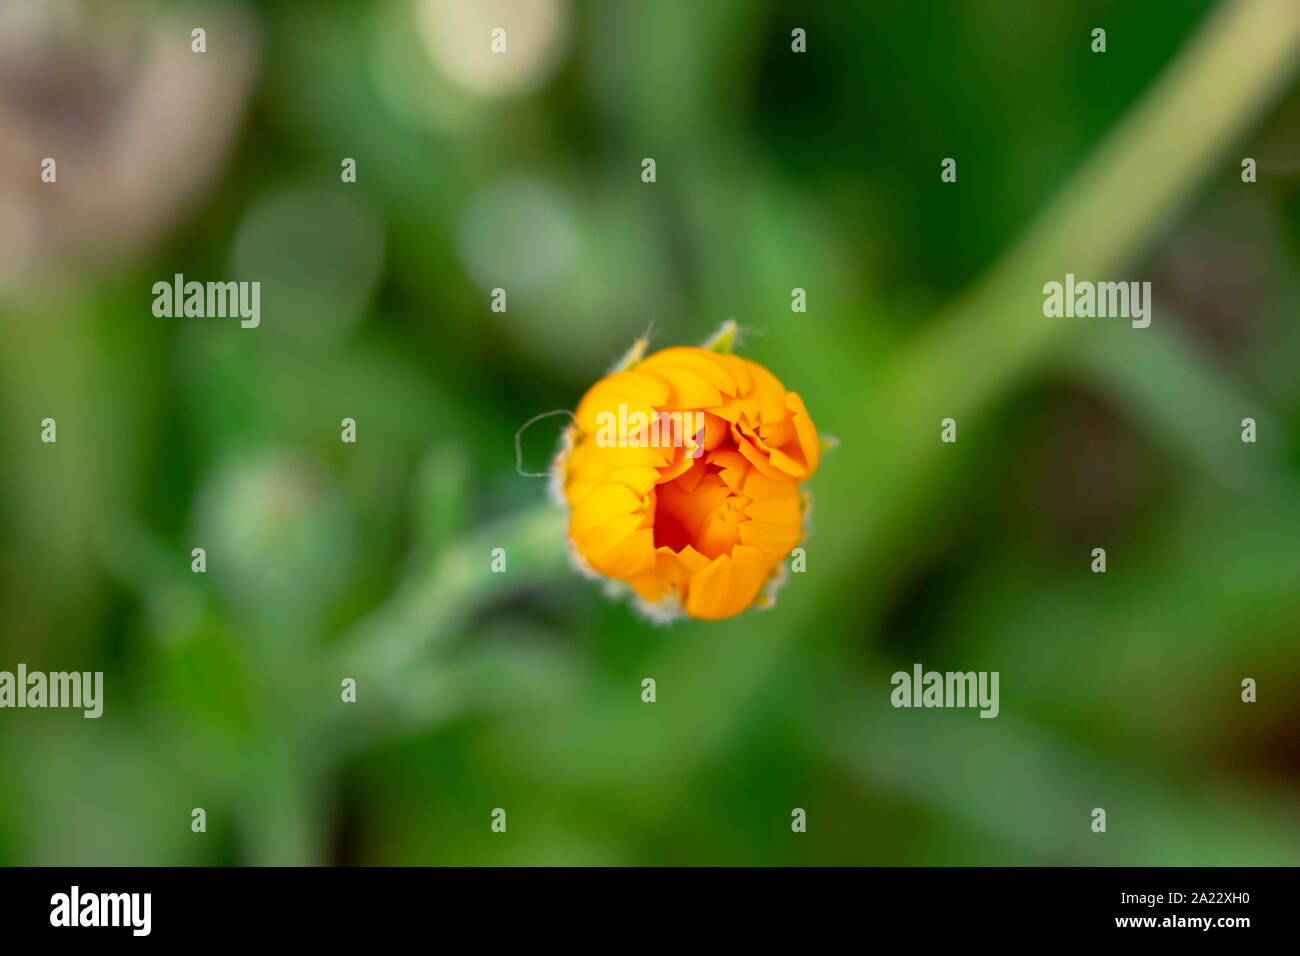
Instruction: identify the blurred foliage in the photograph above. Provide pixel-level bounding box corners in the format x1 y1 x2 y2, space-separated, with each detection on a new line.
1 0 1298 865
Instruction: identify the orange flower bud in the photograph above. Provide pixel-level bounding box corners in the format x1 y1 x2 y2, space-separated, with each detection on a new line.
554 327 820 621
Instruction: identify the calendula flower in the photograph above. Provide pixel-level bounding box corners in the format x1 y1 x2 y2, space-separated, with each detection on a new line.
552 322 821 621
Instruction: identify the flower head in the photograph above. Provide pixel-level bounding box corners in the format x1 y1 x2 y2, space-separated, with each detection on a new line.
554 323 820 621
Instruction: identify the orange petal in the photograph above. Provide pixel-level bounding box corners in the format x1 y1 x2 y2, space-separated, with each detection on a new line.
639 347 740 394
585 526 656 578
684 545 768 620
574 371 670 434
570 484 645 537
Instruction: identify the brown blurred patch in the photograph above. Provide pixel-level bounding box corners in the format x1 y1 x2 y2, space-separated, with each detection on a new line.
1015 385 1164 551
1149 197 1288 356
0 0 260 294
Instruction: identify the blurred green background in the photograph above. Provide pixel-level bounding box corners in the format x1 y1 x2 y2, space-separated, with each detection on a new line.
1 0 1298 865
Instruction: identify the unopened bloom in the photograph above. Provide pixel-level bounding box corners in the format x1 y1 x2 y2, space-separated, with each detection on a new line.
554 324 820 621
